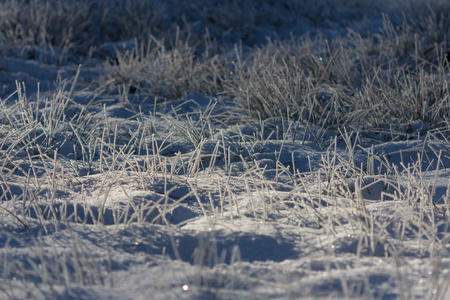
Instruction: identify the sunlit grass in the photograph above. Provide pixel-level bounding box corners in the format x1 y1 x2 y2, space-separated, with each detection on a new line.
0 0 450 299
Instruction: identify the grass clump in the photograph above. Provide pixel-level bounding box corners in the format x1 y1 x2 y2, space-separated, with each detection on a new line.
103 36 229 100
223 15 450 134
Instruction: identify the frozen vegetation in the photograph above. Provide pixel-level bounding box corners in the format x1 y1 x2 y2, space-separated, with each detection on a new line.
1 0 450 299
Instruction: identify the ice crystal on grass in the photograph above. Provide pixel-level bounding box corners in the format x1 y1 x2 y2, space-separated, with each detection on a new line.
1 1 450 299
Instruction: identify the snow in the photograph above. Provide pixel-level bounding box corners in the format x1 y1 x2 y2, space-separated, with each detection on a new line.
2 104 449 299
1 1 450 300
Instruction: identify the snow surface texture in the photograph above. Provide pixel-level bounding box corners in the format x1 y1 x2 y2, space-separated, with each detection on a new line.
1 0 450 299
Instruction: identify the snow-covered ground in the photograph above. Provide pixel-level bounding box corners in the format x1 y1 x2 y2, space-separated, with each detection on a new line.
1 1 450 299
